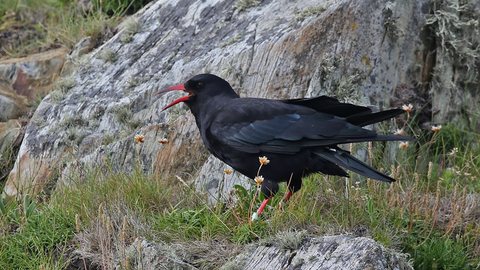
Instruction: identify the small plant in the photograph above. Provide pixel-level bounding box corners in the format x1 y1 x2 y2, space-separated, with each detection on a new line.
91 0 154 15
49 75 77 103
276 229 307 250
219 34 241 48
59 114 88 128
98 48 118 63
103 134 115 145
56 76 77 93
21 194 37 219
126 75 150 88
294 5 326 21
66 127 87 148
121 17 142 43
233 0 261 12
109 104 132 124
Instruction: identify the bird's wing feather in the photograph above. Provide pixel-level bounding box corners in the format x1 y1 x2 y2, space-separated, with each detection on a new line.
284 96 372 118
209 99 379 154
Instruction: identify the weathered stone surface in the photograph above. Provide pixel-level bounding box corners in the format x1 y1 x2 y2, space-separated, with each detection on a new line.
0 47 69 120
195 155 251 204
424 0 480 128
0 118 28 182
228 235 412 270
3 0 479 203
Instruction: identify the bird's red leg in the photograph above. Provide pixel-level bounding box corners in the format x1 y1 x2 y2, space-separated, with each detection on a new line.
257 198 270 215
251 197 271 221
278 191 293 210
283 191 293 202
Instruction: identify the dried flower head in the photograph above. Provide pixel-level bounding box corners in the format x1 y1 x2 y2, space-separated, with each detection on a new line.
134 135 144 143
402 104 413 112
224 169 232 175
394 128 404 136
431 125 442 132
427 161 433 180
399 141 409 149
448 147 459 156
254 175 264 185
75 214 80 233
259 156 270 165
158 138 168 144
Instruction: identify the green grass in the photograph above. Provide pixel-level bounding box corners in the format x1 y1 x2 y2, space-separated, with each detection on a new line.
0 0 122 59
2 108 480 270
0 195 75 269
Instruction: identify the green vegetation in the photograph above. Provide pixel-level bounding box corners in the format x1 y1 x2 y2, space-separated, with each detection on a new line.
90 0 153 15
1 113 480 269
120 17 142 44
98 48 118 63
49 75 77 103
0 195 75 269
293 5 326 21
0 0 147 60
233 0 261 12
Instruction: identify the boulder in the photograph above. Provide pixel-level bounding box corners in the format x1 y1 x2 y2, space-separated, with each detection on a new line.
229 234 412 270
0 118 28 182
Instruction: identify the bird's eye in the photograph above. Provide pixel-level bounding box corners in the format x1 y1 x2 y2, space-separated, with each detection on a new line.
196 82 204 89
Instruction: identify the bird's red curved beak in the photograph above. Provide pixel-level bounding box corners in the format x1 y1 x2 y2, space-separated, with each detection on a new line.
156 84 194 111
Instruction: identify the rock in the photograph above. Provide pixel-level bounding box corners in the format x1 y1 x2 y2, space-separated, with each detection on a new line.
425 0 480 127
0 47 69 120
3 0 479 202
195 155 252 204
61 36 97 76
0 118 28 182
224 234 413 270
102 235 412 270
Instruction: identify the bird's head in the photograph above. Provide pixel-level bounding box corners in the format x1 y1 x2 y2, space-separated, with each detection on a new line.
157 74 238 111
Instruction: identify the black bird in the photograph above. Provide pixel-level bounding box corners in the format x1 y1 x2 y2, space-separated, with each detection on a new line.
158 74 415 220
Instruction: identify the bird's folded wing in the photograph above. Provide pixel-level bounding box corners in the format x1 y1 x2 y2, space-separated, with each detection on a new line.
284 96 372 118
210 107 378 154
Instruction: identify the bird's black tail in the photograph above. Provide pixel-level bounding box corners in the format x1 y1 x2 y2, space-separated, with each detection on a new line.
313 148 395 182
347 109 405 127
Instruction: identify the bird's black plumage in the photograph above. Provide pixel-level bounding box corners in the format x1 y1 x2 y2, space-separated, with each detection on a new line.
158 74 415 218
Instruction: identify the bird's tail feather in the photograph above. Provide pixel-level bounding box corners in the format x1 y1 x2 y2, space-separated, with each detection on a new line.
373 134 417 142
347 109 405 127
313 148 395 183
